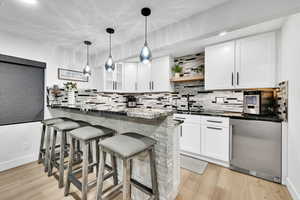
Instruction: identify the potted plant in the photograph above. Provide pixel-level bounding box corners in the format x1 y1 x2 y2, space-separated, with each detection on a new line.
193 64 204 76
64 82 77 105
172 65 183 78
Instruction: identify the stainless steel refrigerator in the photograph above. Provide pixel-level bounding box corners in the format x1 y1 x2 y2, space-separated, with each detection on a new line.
230 119 282 183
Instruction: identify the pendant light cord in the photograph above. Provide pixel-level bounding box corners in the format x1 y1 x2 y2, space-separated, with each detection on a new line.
109 34 112 56
86 44 89 66
145 16 148 45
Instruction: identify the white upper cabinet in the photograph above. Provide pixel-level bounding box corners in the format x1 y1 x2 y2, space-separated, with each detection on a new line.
205 32 277 90
103 62 124 92
235 32 276 88
123 63 138 92
150 56 172 92
102 56 172 93
104 69 114 91
114 63 123 91
137 62 151 92
205 41 236 90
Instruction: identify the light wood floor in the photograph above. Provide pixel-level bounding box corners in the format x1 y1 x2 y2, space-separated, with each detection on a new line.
0 162 292 200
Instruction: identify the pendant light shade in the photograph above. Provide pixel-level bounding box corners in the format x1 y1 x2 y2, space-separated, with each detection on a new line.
105 28 115 72
140 7 152 64
83 41 92 77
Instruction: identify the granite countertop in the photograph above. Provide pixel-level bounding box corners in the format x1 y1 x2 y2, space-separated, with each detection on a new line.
176 110 283 122
49 105 173 120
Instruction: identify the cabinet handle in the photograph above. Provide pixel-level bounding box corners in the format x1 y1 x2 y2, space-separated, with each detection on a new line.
180 126 182 137
207 120 222 123
231 72 234 86
207 126 223 130
152 81 154 90
149 82 151 90
175 117 186 120
135 82 137 91
237 72 239 85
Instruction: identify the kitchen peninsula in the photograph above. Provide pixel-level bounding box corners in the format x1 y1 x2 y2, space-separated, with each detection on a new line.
48 105 180 200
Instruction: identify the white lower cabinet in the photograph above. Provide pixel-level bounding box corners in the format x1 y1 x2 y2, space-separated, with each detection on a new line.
180 122 201 155
201 125 229 162
174 114 230 166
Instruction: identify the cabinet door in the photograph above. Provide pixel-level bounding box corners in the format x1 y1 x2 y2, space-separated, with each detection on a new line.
114 63 123 91
123 63 137 92
180 122 201 155
235 32 276 88
205 41 235 90
201 125 229 162
151 56 172 92
104 68 114 92
137 63 151 92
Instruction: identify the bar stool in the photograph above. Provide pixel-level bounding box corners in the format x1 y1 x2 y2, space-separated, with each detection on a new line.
48 120 90 188
38 117 71 172
64 125 117 200
96 132 159 200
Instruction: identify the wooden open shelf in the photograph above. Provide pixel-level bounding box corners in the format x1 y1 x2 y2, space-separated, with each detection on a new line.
170 74 204 83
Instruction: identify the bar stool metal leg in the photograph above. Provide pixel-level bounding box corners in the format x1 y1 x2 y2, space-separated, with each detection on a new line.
96 146 106 200
95 139 100 176
122 159 131 200
64 137 75 196
58 130 66 188
48 129 57 177
38 124 46 164
82 141 89 200
111 154 118 185
44 126 52 172
149 147 159 200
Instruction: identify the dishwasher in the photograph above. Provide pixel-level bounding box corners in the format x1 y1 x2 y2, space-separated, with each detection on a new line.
230 119 282 183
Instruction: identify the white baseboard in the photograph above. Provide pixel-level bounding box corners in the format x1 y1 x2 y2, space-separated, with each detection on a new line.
287 177 300 200
0 154 37 172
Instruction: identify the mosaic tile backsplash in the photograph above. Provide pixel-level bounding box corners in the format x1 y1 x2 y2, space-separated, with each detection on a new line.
47 85 244 113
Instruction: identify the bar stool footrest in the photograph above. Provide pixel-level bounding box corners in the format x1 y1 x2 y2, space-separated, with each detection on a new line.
130 178 153 196
68 174 82 191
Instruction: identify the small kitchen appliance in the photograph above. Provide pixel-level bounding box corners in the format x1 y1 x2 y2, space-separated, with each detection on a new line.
243 90 274 115
126 95 137 108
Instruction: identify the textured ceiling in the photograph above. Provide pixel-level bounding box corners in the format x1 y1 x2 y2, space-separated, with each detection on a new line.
0 0 230 51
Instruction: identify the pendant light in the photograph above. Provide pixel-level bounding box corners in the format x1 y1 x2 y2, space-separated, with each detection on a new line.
140 7 152 64
83 40 92 77
105 28 115 72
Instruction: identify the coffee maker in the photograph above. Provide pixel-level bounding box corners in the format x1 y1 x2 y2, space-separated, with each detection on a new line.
126 96 137 108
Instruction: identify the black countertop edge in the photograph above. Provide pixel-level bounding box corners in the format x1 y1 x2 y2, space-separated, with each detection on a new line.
175 111 283 122
49 105 126 115
48 106 171 121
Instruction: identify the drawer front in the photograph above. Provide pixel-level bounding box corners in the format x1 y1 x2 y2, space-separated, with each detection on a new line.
174 114 201 123
201 116 229 127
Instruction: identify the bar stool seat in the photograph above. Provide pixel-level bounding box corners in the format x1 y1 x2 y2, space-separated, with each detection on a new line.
100 133 156 158
42 118 64 125
52 121 81 131
71 126 114 141
65 125 117 200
